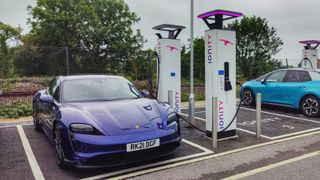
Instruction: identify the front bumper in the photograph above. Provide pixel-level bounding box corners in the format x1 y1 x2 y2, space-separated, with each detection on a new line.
63 126 181 168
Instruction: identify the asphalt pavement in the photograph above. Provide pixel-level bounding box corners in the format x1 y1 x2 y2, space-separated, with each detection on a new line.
1 104 320 180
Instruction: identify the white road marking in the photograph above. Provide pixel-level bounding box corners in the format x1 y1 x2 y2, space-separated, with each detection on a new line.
0 123 33 129
180 112 205 122
180 112 273 140
182 108 320 140
237 128 273 140
182 139 213 153
240 107 320 124
17 125 45 180
269 127 320 140
81 151 212 180
100 131 320 180
222 150 320 180
0 119 32 124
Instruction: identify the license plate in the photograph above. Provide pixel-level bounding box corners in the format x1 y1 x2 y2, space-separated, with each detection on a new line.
126 139 160 152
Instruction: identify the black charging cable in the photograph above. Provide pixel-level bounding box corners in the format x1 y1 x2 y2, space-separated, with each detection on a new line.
177 80 244 134
177 114 206 133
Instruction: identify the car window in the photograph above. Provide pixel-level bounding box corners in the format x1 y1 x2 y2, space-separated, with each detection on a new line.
309 71 320 81
285 70 311 82
265 70 287 82
256 73 270 82
48 78 58 95
53 86 60 102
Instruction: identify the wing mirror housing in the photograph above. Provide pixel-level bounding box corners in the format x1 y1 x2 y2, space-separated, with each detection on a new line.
40 94 54 103
140 90 150 97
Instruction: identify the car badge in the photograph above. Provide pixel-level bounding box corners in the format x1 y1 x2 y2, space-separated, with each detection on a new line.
135 125 140 129
143 105 152 111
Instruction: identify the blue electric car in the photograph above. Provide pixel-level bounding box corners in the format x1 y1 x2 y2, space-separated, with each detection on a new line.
32 75 181 168
240 68 320 117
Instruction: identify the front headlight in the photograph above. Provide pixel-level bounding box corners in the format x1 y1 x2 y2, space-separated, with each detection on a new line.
69 123 103 135
167 108 178 125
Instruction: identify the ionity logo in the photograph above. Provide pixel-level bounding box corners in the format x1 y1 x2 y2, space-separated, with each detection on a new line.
219 39 233 46
166 45 178 51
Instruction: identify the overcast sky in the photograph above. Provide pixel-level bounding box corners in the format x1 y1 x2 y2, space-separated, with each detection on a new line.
1 0 320 65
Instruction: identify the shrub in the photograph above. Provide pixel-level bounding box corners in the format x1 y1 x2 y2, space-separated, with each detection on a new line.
0 103 33 118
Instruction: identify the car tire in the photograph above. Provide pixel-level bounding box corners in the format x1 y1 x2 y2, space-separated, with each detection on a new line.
242 88 255 106
33 104 42 132
54 125 67 169
301 95 320 117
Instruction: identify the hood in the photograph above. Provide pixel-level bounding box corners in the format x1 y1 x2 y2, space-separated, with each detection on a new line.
64 98 163 135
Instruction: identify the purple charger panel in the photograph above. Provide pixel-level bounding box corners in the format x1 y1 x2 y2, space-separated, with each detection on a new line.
197 9 243 19
299 40 320 44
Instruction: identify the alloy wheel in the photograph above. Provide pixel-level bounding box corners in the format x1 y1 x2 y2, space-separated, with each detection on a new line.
242 89 254 106
302 97 319 117
55 127 63 165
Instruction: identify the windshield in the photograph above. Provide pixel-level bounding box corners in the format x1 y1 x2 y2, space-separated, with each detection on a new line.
62 77 142 102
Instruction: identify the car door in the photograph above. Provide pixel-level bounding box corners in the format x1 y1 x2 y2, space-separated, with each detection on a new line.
281 70 312 107
261 70 288 104
40 78 61 140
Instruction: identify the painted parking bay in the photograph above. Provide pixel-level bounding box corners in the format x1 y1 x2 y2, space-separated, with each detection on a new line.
0 122 213 180
182 106 320 139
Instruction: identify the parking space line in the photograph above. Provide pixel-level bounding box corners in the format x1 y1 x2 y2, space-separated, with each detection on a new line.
195 110 206 114
240 107 320 124
17 125 45 180
0 119 32 125
81 151 212 180
182 139 213 153
0 123 33 129
180 112 274 140
237 128 273 140
270 127 320 140
102 130 320 180
180 112 205 121
222 150 320 180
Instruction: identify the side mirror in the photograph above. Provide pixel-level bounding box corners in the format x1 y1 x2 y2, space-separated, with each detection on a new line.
261 80 266 85
40 94 54 103
140 90 150 97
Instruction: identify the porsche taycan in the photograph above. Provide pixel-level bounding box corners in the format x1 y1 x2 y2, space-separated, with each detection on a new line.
33 75 181 168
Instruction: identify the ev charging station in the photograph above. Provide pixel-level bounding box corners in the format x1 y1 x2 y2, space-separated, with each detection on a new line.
198 10 243 139
153 24 185 113
298 40 320 69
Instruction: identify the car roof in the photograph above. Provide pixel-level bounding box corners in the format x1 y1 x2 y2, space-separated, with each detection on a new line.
58 75 125 81
274 68 318 72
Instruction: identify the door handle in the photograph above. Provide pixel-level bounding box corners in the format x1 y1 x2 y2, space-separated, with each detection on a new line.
275 85 280 88
299 85 305 88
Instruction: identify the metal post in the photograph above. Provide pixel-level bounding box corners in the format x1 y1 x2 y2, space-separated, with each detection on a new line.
168 90 174 107
212 97 218 148
256 93 262 138
188 0 195 124
65 47 70 75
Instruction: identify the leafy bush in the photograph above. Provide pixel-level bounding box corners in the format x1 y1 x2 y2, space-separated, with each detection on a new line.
0 103 33 118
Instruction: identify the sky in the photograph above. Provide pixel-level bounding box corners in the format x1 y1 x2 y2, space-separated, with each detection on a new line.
1 0 320 65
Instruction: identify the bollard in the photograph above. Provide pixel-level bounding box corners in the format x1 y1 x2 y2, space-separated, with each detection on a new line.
168 90 174 107
212 97 218 148
256 93 262 138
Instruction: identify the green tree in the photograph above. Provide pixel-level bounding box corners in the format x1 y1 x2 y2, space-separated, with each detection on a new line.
181 38 205 83
24 0 144 75
0 22 21 78
229 16 283 80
